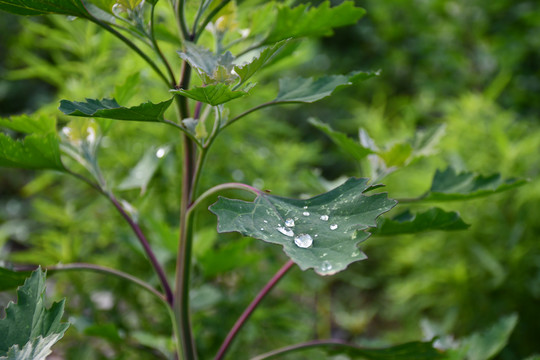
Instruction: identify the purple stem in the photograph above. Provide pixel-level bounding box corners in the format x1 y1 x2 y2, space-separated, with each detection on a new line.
109 195 173 304
214 260 295 360
193 101 203 120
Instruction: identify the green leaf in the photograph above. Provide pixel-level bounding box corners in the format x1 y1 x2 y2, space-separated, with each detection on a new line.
209 178 396 275
177 43 237 85
0 268 30 292
233 40 289 87
309 118 374 161
117 145 170 194
265 1 366 43
461 314 518 360
0 114 55 134
0 133 65 171
58 98 174 122
171 84 251 106
0 268 69 360
0 0 90 17
325 340 444 360
274 71 378 104
424 167 527 201
372 208 470 236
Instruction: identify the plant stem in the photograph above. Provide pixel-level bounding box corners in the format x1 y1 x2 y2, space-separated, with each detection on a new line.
188 182 261 214
108 194 174 304
249 339 367 360
16 263 167 305
150 2 177 85
177 0 191 40
223 102 276 129
215 260 295 360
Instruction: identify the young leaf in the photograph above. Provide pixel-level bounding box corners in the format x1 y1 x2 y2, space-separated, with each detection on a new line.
59 98 174 122
209 178 396 276
309 118 374 161
423 167 527 201
0 0 90 17
0 268 69 360
177 43 237 85
117 146 170 194
171 84 251 106
372 208 469 236
233 40 289 87
274 71 377 104
0 133 65 171
265 1 366 44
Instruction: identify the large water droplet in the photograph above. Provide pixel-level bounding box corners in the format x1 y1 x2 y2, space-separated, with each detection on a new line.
294 234 313 248
302 211 310 216
330 224 338 230
285 218 295 227
277 226 294 237
320 215 329 221
321 261 332 272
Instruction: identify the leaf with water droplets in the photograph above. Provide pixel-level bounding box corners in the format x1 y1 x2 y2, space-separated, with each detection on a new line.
209 178 396 275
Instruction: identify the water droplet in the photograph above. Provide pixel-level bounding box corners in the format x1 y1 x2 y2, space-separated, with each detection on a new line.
330 224 338 230
322 252 327 257
277 226 294 237
294 234 313 248
320 215 329 221
260 228 264 231
352 250 360 257
156 147 166 158
321 261 332 272
263 220 268 223
314 234 318 237
303 211 310 216
285 218 295 227
303 206 308 209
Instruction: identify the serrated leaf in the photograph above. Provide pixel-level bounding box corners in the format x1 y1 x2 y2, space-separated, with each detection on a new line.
171 84 250 106
325 340 444 360
309 118 374 161
0 133 65 171
59 98 174 122
372 208 469 236
209 178 396 276
462 314 518 360
233 40 289 87
424 167 527 201
0 268 69 360
0 268 30 292
117 145 170 194
0 114 55 134
265 1 366 44
178 43 237 85
0 0 90 17
274 71 377 103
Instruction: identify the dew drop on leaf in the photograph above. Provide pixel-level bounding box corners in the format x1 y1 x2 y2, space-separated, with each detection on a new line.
277 226 294 237
321 260 332 272
303 211 310 216
285 218 295 227
320 215 329 221
294 234 313 248
330 224 338 230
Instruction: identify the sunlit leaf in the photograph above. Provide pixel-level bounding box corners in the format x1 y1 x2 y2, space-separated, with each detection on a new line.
209 178 396 275
0 268 69 360
59 98 174 122
423 167 527 201
265 1 366 43
309 118 374 161
372 208 469 236
274 71 378 103
0 133 65 171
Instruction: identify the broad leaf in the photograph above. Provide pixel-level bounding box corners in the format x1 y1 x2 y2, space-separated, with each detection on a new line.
117 146 170 194
178 43 237 85
172 84 251 106
0 268 30 292
309 118 374 161
274 71 377 104
233 40 289 87
209 178 396 275
0 114 55 134
0 133 65 171
265 1 366 43
0 268 69 360
372 208 469 236
461 314 518 360
59 98 174 122
0 0 90 17
423 167 527 201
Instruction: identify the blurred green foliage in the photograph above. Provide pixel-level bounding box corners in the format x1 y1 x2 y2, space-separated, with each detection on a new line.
0 0 539 359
